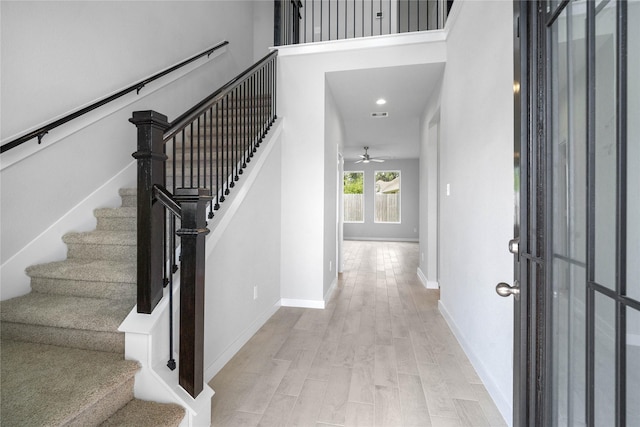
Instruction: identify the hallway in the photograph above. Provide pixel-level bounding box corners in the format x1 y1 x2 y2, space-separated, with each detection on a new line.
209 241 506 426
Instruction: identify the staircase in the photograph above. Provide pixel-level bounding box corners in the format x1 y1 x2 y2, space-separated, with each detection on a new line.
0 189 185 426
0 51 277 425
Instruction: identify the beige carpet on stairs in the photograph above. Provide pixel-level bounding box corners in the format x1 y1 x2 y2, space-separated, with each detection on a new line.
0 188 185 426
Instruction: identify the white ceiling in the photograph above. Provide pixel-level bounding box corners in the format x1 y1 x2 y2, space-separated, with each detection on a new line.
326 63 445 161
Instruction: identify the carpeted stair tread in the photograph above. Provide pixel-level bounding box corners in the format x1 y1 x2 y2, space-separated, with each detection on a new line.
27 259 136 284
63 230 136 246
0 292 134 332
101 399 185 427
0 339 139 427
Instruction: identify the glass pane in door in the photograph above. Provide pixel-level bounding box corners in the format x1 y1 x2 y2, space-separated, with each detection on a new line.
550 2 587 425
628 308 640 425
593 0 617 290
628 1 640 301
593 292 615 426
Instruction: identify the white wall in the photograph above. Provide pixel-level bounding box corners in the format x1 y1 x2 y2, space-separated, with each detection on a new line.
253 0 275 60
277 32 446 307
343 158 420 241
203 126 283 378
1 1 268 299
437 0 514 423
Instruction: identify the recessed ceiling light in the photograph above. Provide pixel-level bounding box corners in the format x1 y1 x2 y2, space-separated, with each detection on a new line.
376 98 387 105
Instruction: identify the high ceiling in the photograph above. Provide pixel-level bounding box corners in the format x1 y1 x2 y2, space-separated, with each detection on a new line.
326 63 445 162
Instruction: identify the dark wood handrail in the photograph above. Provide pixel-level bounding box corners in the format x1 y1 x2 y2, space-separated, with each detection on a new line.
0 40 229 154
165 50 278 141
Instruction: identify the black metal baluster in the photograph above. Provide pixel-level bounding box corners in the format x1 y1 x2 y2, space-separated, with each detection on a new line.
172 136 176 193
224 95 230 196
252 73 256 152
370 0 373 36
215 102 222 207
258 67 263 145
244 80 250 165
208 107 214 218
274 56 278 121
241 81 246 171
181 129 186 189
190 122 195 187
167 214 176 371
258 66 263 143
220 98 227 201
233 87 239 182
312 0 315 42
268 60 273 128
352 0 355 38
197 116 201 188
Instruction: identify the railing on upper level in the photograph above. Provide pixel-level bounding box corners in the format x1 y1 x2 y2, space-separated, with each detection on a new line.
274 0 454 46
130 50 278 398
0 41 229 154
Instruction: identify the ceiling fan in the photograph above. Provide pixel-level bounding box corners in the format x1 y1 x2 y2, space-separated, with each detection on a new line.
354 146 384 163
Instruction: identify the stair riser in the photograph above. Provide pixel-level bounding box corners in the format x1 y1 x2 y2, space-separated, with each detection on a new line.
97 217 136 232
66 243 136 262
120 194 136 207
1 323 124 353
30 277 136 300
67 377 135 427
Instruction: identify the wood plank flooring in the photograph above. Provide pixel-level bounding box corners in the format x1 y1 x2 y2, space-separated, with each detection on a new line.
209 241 507 426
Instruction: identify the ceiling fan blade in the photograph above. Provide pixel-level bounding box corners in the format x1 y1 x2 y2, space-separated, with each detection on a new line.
371 158 385 162
359 154 366 159
354 159 363 163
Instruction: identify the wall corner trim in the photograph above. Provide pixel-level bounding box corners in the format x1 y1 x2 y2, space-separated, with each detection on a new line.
324 277 338 304
416 267 438 289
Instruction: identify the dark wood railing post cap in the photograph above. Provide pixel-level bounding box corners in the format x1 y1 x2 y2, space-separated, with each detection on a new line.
129 110 170 128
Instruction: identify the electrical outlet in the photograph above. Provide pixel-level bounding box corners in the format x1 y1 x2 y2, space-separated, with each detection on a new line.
446 183 451 196
253 285 258 300
329 261 333 272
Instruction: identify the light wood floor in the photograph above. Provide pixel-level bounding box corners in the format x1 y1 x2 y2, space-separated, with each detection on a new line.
209 240 507 426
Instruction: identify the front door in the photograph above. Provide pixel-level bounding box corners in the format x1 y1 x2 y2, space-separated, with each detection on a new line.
508 1 639 425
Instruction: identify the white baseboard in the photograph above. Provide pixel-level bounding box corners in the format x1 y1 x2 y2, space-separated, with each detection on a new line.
344 237 419 242
438 300 512 427
280 298 325 309
0 161 136 300
204 299 282 381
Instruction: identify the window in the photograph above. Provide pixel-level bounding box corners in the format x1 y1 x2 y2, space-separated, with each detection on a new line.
343 171 364 222
374 171 400 223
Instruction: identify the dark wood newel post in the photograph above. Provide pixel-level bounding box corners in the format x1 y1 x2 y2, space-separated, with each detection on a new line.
175 188 211 398
130 111 170 314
